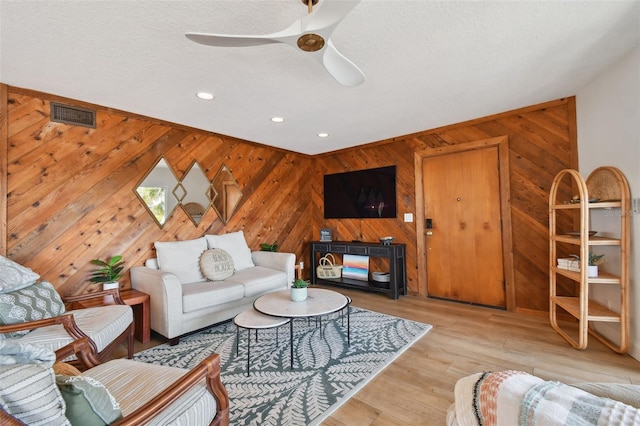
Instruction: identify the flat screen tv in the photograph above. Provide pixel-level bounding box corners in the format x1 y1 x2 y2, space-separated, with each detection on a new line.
324 166 397 219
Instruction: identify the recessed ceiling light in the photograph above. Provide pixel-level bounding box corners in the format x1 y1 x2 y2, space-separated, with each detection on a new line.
318 132 329 138
271 117 285 123
196 92 214 100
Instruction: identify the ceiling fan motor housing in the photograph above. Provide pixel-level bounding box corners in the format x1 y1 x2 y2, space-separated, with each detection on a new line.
297 33 325 52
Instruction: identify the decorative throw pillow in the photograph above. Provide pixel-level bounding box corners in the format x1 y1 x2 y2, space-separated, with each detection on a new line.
205 230 255 271
0 364 68 425
200 249 234 281
56 375 122 425
54 362 82 377
0 281 66 338
0 255 40 293
0 340 57 365
155 237 208 284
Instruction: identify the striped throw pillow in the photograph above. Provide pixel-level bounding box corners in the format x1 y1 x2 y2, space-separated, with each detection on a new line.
0 363 69 425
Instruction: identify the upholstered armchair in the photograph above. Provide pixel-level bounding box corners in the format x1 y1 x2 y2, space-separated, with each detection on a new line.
0 255 134 365
0 337 230 425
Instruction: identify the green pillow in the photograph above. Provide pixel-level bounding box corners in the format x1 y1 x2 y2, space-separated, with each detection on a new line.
56 375 122 425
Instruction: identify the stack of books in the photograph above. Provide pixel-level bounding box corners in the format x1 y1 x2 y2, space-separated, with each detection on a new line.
557 257 580 272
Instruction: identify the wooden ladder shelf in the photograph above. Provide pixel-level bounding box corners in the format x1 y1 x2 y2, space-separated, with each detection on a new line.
549 166 630 353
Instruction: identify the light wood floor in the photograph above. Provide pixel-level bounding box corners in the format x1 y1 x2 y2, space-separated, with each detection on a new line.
123 288 640 425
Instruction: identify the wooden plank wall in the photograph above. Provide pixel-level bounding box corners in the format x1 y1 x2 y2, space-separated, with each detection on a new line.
313 98 577 313
4 87 313 296
2 85 577 313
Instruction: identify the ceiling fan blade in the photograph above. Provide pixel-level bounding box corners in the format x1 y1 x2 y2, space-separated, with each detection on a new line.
186 33 280 47
186 21 302 48
301 0 361 34
321 39 365 87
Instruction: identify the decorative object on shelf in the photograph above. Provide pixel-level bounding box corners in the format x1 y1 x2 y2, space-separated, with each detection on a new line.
290 278 309 302
259 242 278 252
371 271 390 288
342 254 369 281
372 272 390 282
88 255 124 291
319 228 332 242
566 231 597 237
569 253 605 277
379 236 394 245
316 253 342 279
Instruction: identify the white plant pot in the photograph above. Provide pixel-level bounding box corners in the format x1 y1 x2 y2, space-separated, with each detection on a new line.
290 287 308 302
103 281 119 291
587 265 598 278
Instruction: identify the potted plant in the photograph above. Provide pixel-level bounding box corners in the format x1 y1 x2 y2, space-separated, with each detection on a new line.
260 241 278 252
290 278 309 302
571 252 605 277
89 255 125 290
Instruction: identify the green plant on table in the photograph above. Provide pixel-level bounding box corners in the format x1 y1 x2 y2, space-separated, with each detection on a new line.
89 255 125 283
291 278 310 289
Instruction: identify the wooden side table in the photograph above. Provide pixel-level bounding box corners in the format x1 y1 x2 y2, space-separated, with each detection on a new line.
75 289 150 343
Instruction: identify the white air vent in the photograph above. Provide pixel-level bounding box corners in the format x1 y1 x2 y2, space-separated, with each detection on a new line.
50 102 96 128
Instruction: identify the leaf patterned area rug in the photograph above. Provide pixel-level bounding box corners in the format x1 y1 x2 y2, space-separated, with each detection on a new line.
134 307 432 425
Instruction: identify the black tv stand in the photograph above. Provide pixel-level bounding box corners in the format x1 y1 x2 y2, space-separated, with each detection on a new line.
310 241 406 299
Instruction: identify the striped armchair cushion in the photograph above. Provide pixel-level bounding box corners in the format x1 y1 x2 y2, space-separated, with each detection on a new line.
12 305 132 357
85 359 218 424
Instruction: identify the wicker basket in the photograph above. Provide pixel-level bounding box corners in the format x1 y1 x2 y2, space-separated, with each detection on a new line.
316 253 342 279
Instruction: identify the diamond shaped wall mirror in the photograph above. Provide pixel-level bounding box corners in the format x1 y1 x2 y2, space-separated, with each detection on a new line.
135 157 179 228
211 165 243 224
180 161 211 226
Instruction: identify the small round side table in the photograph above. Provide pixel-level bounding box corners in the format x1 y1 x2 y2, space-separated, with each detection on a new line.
233 309 290 376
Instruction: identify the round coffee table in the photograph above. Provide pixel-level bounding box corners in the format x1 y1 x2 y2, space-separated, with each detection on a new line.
254 288 350 369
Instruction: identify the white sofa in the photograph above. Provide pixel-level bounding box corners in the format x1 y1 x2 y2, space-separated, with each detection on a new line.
131 231 295 344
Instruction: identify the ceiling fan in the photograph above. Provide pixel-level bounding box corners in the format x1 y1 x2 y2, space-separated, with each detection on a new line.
185 0 364 87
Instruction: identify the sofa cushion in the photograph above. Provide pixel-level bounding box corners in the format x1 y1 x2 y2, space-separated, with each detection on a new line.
0 255 40 293
205 231 255 271
56 375 122 425
182 281 245 313
155 237 208 284
199 249 234 281
226 266 288 298
0 281 66 338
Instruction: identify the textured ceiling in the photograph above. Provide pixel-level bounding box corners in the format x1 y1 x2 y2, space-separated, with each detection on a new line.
1 1 639 155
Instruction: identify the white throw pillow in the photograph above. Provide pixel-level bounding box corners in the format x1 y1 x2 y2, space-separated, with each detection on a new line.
205 231 255 271
155 237 208 284
0 255 40 293
199 249 234 281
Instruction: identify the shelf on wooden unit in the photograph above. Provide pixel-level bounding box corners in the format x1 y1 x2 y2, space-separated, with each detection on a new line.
552 296 621 322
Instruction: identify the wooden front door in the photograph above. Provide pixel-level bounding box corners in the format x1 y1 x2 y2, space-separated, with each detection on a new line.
423 146 505 308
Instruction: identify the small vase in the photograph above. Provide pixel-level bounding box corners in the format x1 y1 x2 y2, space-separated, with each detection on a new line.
290 287 308 302
587 265 598 278
103 281 119 291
